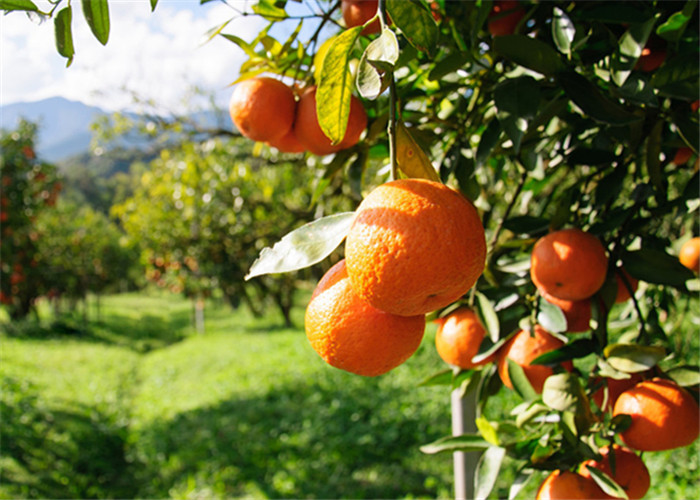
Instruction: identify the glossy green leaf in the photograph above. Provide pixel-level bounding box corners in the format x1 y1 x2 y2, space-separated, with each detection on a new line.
418 368 454 387
585 465 630 500
475 416 500 446
552 7 575 56
514 402 548 428
317 27 362 144
558 71 639 125
82 0 110 45
502 215 549 235
537 298 568 334
474 446 506 500
356 28 398 100
0 0 38 11
150 0 158 11
54 6 74 67
252 0 287 21
604 343 666 373
507 358 538 401
622 248 695 287
386 0 438 56
494 76 541 119
475 119 501 167
245 212 355 280
531 338 596 366
611 18 656 86
420 433 491 454
651 53 700 100
475 290 500 343
542 373 581 412
664 366 700 387
656 1 696 42
508 468 534 500
493 35 565 75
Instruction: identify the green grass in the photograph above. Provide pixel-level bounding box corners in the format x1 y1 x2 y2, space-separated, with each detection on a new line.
1 291 698 499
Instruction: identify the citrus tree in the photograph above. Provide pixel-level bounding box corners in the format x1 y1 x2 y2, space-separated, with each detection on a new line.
5 0 699 497
0 120 63 319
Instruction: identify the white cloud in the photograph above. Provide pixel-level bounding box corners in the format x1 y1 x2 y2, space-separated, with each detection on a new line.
1 0 269 113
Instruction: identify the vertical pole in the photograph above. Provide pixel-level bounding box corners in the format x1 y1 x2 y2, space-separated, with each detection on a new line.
451 388 478 500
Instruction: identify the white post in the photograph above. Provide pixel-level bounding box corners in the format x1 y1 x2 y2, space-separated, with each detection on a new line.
451 388 478 500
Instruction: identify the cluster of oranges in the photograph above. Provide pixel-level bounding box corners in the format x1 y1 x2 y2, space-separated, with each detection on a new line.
228 76 367 156
305 178 487 376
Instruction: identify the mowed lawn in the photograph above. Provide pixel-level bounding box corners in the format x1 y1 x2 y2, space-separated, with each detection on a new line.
1 292 698 499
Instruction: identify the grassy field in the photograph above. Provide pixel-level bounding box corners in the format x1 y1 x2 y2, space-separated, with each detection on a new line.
1 292 698 499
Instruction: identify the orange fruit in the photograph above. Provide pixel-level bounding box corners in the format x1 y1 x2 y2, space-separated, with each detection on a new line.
488 0 525 37
614 267 638 303
267 128 306 154
341 0 380 35
635 46 666 72
530 228 608 301
579 445 650 500
304 259 425 376
591 373 644 413
541 291 591 333
496 325 573 394
345 179 486 317
536 470 602 500
679 237 700 274
229 77 296 142
293 86 367 156
434 308 494 369
672 147 694 166
613 377 700 451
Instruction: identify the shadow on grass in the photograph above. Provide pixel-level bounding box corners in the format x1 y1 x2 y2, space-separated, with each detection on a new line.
0 377 142 499
0 307 193 352
133 376 450 499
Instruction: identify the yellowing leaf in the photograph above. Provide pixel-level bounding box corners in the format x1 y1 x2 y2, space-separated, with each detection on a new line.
396 122 440 181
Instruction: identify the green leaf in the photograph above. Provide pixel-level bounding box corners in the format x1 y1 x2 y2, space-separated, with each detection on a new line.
245 212 355 280
395 122 440 181
507 358 538 401
220 34 259 58
656 1 696 42
474 446 506 500
420 433 491 454
418 368 454 387
475 416 500 446
317 27 362 144
475 291 500 343
650 53 700 100
622 248 695 288
495 76 541 119
531 338 596 366
386 0 438 56
252 0 287 21
493 35 565 76
0 0 38 11
54 6 75 67
557 71 639 125
502 215 549 235
82 0 110 45
604 343 666 373
611 18 656 87
552 7 575 56
665 366 700 387
475 120 501 167
542 373 581 412
150 0 158 11
356 28 398 100
508 468 534 500
537 298 568 334
585 465 630 500
514 401 548 428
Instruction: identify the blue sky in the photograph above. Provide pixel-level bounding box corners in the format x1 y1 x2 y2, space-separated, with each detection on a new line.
0 0 325 114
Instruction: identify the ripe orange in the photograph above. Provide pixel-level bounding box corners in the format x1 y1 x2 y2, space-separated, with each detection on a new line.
635 46 666 72
434 308 494 369
229 77 296 142
541 291 591 333
579 445 650 500
304 259 426 376
293 86 367 156
530 228 608 301
342 0 380 35
679 237 700 274
672 147 694 166
496 325 573 394
345 179 486 317
267 128 306 154
613 377 700 451
614 267 638 303
488 0 525 37
591 373 644 413
536 470 602 500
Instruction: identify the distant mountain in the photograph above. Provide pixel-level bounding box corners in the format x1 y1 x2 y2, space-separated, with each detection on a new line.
0 97 233 162
0 97 107 161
